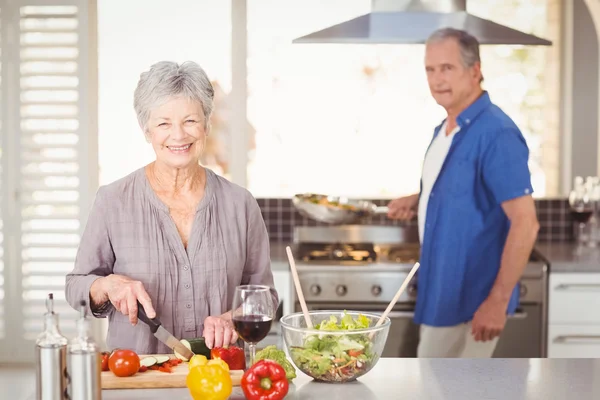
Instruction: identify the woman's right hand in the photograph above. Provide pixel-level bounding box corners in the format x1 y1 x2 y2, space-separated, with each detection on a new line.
91 274 156 325
387 193 419 220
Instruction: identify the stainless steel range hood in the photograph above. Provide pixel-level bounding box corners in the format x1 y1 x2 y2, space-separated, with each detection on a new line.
293 0 552 46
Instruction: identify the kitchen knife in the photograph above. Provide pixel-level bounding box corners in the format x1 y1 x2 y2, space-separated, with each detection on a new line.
136 301 195 360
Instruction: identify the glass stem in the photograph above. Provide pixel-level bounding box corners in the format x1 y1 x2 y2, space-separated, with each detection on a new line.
249 343 256 366
578 223 586 245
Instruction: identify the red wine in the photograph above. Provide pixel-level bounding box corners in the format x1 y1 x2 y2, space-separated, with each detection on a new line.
233 315 272 343
571 210 593 223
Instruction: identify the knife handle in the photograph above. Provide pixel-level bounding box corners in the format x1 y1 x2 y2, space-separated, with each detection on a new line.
136 301 161 333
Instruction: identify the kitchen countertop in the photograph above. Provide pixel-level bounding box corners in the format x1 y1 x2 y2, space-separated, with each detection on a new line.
534 242 600 273
15 358 597 400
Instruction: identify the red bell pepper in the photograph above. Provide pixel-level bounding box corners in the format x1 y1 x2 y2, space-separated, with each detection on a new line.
210 346 246 370
241 359 289 400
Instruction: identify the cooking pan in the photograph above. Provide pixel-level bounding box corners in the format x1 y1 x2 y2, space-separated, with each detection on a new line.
292 193 389 224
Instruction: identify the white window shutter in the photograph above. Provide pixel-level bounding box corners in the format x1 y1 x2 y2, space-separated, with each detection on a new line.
0 5 4 343
0 0 96 363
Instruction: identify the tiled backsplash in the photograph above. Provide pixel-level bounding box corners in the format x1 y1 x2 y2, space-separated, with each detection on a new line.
257 198 573 243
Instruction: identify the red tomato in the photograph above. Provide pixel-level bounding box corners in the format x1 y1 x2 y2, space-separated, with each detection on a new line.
101 352 110 371
108 349 140 377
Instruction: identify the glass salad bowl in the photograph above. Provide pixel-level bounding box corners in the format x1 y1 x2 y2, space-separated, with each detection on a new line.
279 310 390 383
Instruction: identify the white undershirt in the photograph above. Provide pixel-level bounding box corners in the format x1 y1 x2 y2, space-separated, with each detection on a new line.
418 121 460 243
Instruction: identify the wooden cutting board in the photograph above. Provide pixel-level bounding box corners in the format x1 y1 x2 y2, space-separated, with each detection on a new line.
101 355 244 389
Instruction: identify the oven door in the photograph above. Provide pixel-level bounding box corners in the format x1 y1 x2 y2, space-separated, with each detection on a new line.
301 302 420 358
493 304 543 358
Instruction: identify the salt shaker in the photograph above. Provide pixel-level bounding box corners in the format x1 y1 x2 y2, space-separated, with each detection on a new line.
35 293 69 400
66 300 102 400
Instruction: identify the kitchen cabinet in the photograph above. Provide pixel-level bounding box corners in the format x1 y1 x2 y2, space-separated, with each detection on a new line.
548 273 600 357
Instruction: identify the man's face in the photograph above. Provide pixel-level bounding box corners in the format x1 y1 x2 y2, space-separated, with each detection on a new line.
425 38 481 113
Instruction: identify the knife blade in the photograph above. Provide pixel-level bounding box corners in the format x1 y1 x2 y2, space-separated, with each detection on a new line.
136 301 195 360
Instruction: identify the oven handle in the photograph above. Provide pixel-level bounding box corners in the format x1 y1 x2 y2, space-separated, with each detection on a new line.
553 335 600 344
384 311 415 319
554 283 600 291
382 310 527 320
509 310 528 319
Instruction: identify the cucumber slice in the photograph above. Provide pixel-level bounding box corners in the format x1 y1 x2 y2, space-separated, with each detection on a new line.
140 356 157 367
154 355 171 365
174 339 193 361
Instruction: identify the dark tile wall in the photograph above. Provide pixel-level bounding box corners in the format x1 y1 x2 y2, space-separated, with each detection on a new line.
256 198 574 243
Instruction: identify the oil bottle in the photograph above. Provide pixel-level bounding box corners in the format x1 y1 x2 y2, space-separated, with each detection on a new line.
66 300 101 400
35 293 68 400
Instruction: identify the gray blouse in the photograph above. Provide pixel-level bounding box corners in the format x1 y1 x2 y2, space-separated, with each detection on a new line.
65 167 278 354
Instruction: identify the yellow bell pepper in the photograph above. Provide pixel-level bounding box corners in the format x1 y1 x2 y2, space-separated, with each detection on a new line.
186 364 232 400
188 354 208 371
208 358 230 372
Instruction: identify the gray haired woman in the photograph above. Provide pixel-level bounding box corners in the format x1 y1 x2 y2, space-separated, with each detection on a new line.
66 61 278 355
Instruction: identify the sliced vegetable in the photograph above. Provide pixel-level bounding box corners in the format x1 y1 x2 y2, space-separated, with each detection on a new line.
186 363 232 400
241 359 289 400
175 339 193 361
139 356 157 368
154 355 171 364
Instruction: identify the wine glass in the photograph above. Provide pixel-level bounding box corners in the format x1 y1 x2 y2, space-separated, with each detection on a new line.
231 285 274 366
569 177 593 249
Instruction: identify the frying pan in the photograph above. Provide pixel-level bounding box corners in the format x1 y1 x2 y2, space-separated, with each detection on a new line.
292 193 389 224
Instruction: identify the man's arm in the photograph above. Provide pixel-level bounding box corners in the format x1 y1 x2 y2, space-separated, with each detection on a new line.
473 128 539 342
489 195 540 303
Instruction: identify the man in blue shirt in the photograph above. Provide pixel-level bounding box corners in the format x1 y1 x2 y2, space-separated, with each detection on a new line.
387 28 540 357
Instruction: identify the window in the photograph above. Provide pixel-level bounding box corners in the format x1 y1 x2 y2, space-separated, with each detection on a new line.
97 0 232 186
246 0 561 198
0 0 96 363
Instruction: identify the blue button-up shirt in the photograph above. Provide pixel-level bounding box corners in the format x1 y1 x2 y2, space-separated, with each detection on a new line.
414 91 533 327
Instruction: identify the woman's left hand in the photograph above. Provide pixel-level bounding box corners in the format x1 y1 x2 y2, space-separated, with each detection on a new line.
202 313 239 349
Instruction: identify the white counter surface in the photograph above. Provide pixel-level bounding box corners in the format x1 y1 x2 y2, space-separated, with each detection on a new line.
13 357 600 400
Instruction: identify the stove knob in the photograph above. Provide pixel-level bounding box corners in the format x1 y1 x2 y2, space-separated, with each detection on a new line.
309 284 321 296
408 284 417 296
336 285 347 296
519 285 528 297
371 285 382 297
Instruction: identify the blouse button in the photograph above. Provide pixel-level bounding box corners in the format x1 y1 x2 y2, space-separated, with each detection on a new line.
183 265 189 271
185 283 191 289
186 303 192 309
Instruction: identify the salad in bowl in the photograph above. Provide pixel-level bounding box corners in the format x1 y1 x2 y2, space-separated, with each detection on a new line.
279 310 390 383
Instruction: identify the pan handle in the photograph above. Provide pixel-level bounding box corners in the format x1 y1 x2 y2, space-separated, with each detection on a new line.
374 206 389 214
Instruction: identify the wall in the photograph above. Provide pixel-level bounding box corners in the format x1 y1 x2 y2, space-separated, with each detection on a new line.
571 0 599 181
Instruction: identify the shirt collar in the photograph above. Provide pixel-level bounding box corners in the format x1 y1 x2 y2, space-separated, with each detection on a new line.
456 90 491 129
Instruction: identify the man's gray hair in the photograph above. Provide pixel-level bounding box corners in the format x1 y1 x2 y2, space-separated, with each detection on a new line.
133 61 215 135
427 27 484 82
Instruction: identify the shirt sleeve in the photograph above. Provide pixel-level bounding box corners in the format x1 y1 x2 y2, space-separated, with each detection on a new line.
242 193 280 310
482 128 534 204
65 186 116 318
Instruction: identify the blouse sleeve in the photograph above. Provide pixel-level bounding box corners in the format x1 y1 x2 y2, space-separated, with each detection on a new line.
65 186 116 317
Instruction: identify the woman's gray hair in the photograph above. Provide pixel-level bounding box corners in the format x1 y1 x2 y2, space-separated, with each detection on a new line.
133 61 215 135
426 27 484 82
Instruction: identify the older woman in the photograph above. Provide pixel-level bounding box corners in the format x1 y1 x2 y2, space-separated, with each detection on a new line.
65 61 278 354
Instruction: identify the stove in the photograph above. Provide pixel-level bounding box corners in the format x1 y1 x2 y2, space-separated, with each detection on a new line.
291 225 549 358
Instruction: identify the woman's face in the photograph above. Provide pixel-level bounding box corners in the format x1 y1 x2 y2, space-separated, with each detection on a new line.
146 96 207 170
